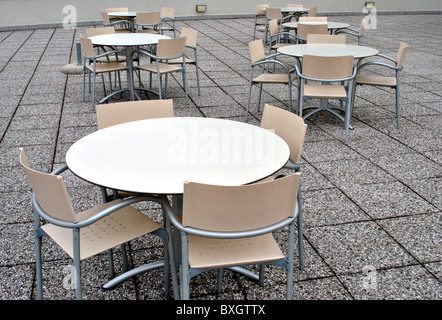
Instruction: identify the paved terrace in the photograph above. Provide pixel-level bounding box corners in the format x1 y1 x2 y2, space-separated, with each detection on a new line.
0 14 440 300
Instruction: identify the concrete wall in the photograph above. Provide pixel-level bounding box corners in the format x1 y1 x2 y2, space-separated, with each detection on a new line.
1 0 441 28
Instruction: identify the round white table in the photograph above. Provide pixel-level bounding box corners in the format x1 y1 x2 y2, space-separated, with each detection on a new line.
282 21 350 31
108 11 137 18
66 117 290 289
66 117 290 195
279 7 309 14
90 33 170 101
277 43 379 59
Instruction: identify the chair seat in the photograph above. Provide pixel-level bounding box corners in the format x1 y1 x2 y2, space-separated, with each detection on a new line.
96 55 127 63
42 199 161 261
138 29 160 34
167 57 195 64
304 84 347 98
356 74 397 87
188 233 285 269
254 73 296 84
271 43 292 50
138 62 183 74
85 62 127 73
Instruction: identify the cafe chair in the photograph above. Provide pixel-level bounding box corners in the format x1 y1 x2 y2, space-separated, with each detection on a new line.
260 104 308 270
286 4 307 21
308 6 318 17
253 4 269 40
245 39 296 121
264 8 295 44
80 36 128 110
86 27 127 63
167 28 201 96
95 99 174 201
295 54 357 144
106 7 128 13
353 41 409 129
19 148 177 300
287 3 303 8
299 16 327 22
296 22 328 43
165 173 301 299
135 12 162 34
268 18 298 55
134 37 189 104
161 7 176 38
307 34 346 44
101 11 132 33
96 99 174 130
334 18 366 45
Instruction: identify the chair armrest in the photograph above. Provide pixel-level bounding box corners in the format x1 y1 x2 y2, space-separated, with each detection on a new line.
357 60 401 72
105 19 133 29
271 31 297 42
163 198 297 239
298 66 357 82
50 164 69 176
335 26 359 35
84 49 128 60
136 48 186 62
33 193 164 229
253 58 293 74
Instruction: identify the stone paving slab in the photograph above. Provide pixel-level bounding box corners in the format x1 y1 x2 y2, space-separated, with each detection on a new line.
0 14 440 302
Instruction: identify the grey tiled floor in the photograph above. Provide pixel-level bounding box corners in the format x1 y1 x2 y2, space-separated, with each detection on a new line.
0 14 441 300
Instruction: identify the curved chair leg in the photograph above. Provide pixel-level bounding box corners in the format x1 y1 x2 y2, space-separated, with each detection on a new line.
245 74 254 122
107 249 115 278
297 186 305 270
395 84 400 129
73 228 82 300
217 269 223 293
35 230 44 300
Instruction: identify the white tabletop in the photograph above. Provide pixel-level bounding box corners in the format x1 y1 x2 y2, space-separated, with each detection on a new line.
278 43 379 59
283 21 350 29
277 7 309 13
90 33 170 47
66 117 290 195
108 11 137 17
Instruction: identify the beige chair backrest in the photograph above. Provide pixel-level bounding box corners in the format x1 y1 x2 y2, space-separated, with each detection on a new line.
96 99 174 130
80 36 96 58
303 54 354 79
156 37 187 58
256 4 269 14
101 11 111 24
266 8 282 19
136 11 161 25
299 16 327 22
161 7 175 18
180 27 198 47
308 6 318 16
261 104 307 164
269 18 279 36
86 26 115 38
106 7 128 12
19 148 78 223
307 34 346 44
358 18 366 36
288 4 303 8
297 23 328 39
182 173 300 232
249 39 266 63
396 42 409 68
